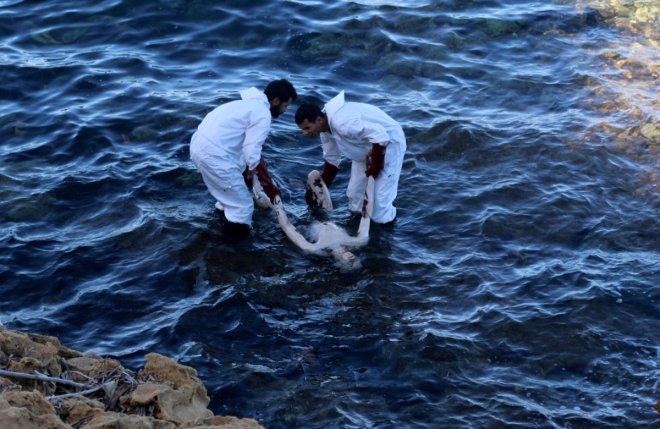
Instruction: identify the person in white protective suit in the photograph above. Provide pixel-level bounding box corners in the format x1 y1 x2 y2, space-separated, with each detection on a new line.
190 79 297 236
294 91 406 224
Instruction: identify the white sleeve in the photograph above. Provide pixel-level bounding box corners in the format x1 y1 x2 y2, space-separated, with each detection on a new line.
342 116 390 147
320 133 341 166
243 113 271 170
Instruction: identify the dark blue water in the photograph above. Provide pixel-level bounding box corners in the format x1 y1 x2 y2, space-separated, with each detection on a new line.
1 0 658 427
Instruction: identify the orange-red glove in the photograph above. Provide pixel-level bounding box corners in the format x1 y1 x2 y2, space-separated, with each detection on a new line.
254 158 281 203
365 144 386 178
242 166 253 189
320 161 339 187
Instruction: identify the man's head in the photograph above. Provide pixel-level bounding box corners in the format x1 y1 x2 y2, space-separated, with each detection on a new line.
295 103 329 138
265 79 297 118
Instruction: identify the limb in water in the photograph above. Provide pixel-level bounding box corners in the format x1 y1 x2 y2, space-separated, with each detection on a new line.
271 176 374 268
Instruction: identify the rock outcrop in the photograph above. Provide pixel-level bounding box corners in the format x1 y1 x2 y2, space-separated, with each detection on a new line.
0 326 264 429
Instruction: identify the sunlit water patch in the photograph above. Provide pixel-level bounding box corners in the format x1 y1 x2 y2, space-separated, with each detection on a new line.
574 0 659 195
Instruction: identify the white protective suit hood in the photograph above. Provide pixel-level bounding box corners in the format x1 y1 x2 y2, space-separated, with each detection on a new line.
240 87 269 105
323 90 345 118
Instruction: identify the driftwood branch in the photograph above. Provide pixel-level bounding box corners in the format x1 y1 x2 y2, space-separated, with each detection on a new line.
0 368 95 390
46 385 106 400
1 368 121 402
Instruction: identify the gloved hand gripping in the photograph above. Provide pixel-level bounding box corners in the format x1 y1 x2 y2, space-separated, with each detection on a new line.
254 158 281 203
365 144 386 178
242 166 253 189
320 161 339 187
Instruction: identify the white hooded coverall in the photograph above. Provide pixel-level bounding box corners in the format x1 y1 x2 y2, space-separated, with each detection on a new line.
320 91 406 223
190 88 271 225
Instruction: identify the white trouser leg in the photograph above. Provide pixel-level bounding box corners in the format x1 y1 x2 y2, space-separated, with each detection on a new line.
371 138 405 223
191 152 254 225
345 138 406 224
347 160 368 213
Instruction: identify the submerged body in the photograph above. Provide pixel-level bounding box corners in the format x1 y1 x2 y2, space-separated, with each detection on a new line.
255 171 374 268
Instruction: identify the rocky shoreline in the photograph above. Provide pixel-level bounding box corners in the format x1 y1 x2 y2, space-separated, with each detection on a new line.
0 326 264 429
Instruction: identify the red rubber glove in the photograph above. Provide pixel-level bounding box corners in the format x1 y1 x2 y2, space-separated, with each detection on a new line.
320 161 339 187
254 158 281 203
365 144 386 178
242 166 253 189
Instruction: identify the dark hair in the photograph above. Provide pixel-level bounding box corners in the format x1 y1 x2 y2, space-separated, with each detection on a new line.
264 79 297 103
295 103 324 125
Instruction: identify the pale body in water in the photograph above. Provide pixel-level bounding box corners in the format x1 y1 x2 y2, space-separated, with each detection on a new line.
254 170 374 268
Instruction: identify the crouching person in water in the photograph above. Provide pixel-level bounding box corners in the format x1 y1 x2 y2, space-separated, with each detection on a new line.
295 91 406 224
190 79 297 236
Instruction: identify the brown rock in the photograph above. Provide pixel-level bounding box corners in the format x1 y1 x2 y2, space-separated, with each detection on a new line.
142 353 201 389
125 354 213 425
124 382 171 405
154 386 213 425
81 411 176 429
182 415 266 428
57 396 105 426
65 356 124 380
0 376 19 391
25 332 81 359
1 390 55 415
1 334 60 376
0 390 70 429
0 326 81 377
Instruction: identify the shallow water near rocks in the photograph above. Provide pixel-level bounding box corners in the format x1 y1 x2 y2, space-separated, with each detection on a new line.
1 0 658 428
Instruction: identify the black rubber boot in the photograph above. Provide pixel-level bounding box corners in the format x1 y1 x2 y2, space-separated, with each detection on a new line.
223 219 250 238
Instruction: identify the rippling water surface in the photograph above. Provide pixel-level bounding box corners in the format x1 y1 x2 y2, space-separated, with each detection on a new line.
1 0 658 427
